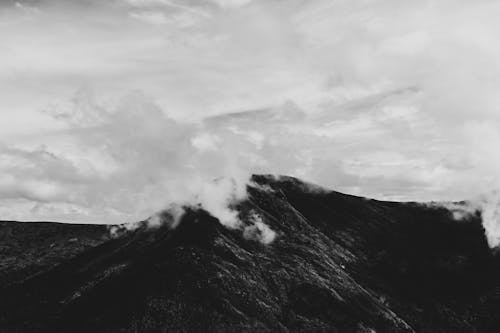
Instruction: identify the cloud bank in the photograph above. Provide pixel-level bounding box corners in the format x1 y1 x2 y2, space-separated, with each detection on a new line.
1 0 500 244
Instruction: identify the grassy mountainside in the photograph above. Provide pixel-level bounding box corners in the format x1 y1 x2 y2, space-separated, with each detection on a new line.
0 221 110 286
0 175 499 332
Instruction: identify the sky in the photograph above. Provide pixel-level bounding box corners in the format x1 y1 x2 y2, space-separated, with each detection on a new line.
1 0 500 227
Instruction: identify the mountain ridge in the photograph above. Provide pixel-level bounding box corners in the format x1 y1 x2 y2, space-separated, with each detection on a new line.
0 174 499 332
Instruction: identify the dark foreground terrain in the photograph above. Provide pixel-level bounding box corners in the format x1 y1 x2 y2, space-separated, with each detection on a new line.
1 175 499 332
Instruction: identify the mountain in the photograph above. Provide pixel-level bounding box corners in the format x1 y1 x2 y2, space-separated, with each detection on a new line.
1 175 499 332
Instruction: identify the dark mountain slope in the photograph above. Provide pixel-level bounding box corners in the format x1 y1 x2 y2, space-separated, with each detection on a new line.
1 175 499 332
0 221 110 286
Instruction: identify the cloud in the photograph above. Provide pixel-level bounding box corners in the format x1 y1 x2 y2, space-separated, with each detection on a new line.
0 91 260 226
211 0 252 9
129 11 169 25
0 88 436 223
2 0 500 244
243 210 276 244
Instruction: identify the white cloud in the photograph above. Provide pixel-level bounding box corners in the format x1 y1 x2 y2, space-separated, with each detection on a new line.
211 0 252 9
2 0 500 241
191 133 220 152
129 11 169 24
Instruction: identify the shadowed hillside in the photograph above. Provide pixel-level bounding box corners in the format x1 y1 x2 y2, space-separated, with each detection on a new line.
1 175 499 332
0 221 110 286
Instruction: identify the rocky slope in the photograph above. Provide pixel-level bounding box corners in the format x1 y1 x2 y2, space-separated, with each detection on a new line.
1 175 499 332
0 221 110 287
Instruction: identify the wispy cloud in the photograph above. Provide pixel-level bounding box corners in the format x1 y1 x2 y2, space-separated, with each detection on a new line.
1 0 500 228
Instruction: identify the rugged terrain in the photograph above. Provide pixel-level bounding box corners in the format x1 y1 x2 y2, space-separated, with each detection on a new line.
1 175 499 332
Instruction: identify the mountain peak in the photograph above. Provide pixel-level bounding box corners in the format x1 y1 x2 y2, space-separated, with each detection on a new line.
1 176 499 332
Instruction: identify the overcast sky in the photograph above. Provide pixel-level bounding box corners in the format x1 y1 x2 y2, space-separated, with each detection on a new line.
1 0 500 223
